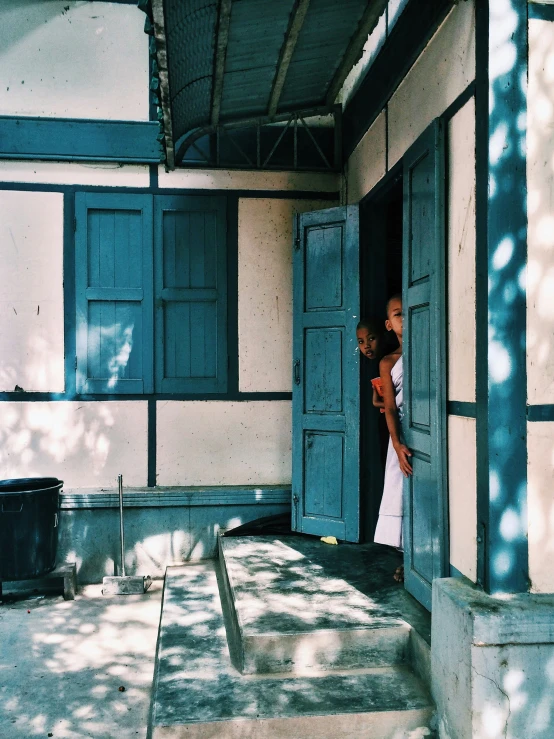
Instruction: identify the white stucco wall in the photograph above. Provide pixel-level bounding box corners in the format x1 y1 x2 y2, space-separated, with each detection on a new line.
0 1 148 120
346 111 387 205
0 161 150 188
448 415 477 581
345 1 475 198
238 198 335 393
0 401 148 487
157 167 340 192
527 18 554 405
0 190 64 392
527 421 554 593
156 401 292 486
448 98 476 402
387 0 476 166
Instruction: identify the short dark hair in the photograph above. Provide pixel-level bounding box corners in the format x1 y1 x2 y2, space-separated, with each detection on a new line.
385 293 402 316
356 317 381 335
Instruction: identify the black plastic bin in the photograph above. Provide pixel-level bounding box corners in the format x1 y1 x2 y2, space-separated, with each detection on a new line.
0 477 63 581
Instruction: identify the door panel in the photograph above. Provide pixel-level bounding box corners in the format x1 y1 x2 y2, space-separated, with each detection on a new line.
402 120 448 610
292 206 360 542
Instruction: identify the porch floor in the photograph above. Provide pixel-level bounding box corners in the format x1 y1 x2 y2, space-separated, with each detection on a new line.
0 580 163 739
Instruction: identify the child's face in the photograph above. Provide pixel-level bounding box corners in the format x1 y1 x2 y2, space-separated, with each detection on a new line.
385 297 403 338
356 328 380 360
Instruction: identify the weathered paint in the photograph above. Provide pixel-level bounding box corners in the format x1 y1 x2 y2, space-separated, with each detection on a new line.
448 98 476 403
448 416 477 582
527 19 554 405
0 191 64 392
0 1 148 121
527 421 554 593
156 401 292 486
388 1 476 167
292 206 361 542
346 111 387 205
157 167 340 192
0 401 148 487
238 198 334 393
0 160 150 188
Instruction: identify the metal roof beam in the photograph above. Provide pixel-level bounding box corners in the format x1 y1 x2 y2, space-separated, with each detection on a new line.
151 0 175 169
211 0 233 126
268 0 311 118
325 0 389 108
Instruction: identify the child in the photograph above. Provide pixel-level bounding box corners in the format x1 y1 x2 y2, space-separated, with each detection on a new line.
356 318 385 411
374 295 412 580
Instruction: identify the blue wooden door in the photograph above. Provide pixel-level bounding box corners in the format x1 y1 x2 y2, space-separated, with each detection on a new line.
292 207 360 542
402 120 448 610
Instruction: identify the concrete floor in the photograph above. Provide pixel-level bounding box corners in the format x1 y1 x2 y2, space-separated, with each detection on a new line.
0 581 163 739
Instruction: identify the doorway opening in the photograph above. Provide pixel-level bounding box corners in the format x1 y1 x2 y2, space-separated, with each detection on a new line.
359 173 403 543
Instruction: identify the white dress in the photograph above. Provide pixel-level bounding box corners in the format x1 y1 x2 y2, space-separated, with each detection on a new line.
374 356 404 550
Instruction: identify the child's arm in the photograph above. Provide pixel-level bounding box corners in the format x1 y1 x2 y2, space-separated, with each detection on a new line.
380 354 412 477
372 386 385 409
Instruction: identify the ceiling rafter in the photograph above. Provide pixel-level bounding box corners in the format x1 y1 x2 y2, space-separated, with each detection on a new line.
211 0 233 126
151 0 175 169
267 0 311 118
325 0 389 108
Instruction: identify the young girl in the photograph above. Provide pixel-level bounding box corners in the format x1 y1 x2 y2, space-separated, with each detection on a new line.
374 295 412 579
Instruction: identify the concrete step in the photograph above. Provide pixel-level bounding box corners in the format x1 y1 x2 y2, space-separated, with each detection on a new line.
219 536 412 675
148 563 434 739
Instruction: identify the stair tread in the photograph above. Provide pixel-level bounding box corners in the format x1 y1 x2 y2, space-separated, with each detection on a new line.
221 536 409 636
150 564 433 734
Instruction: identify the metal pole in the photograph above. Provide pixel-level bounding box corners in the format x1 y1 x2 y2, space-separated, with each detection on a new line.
118 474 126 577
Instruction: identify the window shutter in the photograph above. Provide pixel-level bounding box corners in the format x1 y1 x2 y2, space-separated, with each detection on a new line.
75 193 154 394
154 196 227 393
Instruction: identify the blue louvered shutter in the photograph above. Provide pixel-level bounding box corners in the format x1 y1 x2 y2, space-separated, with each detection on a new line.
75 193 154 394
154 196 227 393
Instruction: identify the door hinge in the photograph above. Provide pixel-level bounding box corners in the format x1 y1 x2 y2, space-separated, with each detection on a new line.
294 234 301 251
74 356 78 370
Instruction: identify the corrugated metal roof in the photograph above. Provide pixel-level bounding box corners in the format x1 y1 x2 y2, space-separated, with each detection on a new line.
156 0 388 166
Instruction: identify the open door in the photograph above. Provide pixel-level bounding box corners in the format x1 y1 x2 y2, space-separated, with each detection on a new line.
402 120 448 610
291 206 360 542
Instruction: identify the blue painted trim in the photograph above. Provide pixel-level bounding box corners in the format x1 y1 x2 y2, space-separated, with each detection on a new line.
60 485 292 510
447 401 476 418
529 3 554 21
0 117 163 164
0 181 339 200
63 193 76 398
149 164 159 190
0 392 293 402
475 0 529 595
527 405 554 422
148 400 157 487
449 564 466 579
475 0 489 592
441 82 476 124
226 196 240 395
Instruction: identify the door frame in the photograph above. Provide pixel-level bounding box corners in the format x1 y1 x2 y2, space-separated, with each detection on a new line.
358 163 403 542
358 148 449 609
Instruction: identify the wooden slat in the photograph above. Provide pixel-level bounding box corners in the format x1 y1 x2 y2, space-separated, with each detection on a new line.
212 0 233 126
268 0 311 118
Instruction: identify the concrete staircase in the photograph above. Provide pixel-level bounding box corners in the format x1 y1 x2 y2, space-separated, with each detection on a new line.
148 536 435 738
